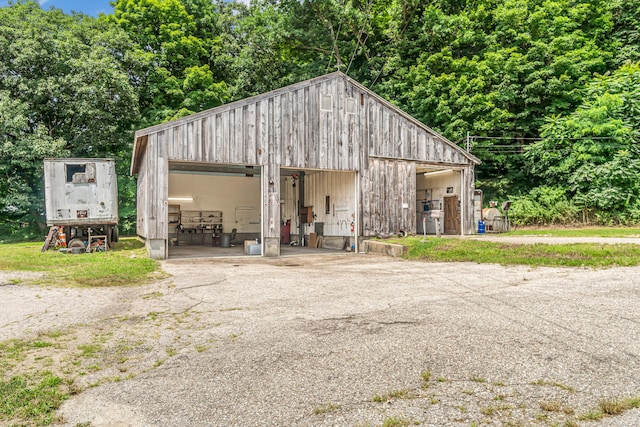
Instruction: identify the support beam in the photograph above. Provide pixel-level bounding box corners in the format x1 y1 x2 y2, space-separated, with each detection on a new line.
261 163 281 256
298 171 305 246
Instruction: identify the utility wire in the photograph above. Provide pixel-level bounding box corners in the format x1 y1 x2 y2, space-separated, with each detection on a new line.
345 0 373 76
470 135 626 141
325 0 345 74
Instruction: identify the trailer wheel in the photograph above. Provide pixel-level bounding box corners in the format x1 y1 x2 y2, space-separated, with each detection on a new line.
67 238 86 253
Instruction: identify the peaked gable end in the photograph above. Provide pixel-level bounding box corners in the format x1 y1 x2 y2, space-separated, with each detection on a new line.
131 72 478 174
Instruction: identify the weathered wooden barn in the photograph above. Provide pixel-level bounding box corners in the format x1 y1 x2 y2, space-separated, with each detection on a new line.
131 72 480 259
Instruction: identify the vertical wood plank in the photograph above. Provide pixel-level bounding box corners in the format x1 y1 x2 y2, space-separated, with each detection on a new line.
220 110 229 163
282 92 292 167
186 122 193 161
227 109 236 163
206 115 215 162
234 107 244 164
214 114 222 162
259 100 268 164
245 104 256 165
273 95 281 166
308 84 317 168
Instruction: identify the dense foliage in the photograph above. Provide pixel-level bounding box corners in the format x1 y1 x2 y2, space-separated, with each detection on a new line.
1 0 638 238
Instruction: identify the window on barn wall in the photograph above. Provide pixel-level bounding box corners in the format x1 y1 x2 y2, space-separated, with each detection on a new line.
346 97 356 115
320 94 333 112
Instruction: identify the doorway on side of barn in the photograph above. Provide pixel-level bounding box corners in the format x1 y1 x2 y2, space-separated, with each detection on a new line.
167 162 262 258
280 169 357 251
416 167 462 236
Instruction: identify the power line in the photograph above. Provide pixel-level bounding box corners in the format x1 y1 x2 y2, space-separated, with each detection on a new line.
345 0 373 76
470 135 626 141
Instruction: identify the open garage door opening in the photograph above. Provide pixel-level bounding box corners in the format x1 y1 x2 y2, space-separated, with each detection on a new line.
416 167 464 236
167 161 262 259
281 169 358 252
166 162 354 259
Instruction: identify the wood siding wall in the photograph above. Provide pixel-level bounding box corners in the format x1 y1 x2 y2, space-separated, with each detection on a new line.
136 134 168 246
154 76 471 169
134 73 478 253
366 100 467 165
361 159 416 236
161 78 364 171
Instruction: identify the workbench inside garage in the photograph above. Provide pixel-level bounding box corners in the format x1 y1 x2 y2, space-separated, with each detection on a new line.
172 210 223 245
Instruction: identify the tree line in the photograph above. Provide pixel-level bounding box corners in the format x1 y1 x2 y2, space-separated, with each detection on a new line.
1 0 638 239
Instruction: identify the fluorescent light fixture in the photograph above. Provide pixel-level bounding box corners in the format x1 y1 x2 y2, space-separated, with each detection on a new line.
424 169 454 177
168 196 193 201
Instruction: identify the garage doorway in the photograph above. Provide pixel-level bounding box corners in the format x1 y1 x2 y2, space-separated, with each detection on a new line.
416 167 463 236
167 162 262 258
281 169 357 251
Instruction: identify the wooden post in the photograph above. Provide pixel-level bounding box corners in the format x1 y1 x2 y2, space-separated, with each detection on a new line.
261 163 281 256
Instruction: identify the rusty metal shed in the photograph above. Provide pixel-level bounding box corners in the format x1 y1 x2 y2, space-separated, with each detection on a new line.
130 72 480 259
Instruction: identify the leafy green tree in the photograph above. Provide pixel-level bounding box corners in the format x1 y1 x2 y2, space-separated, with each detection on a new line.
0 2 141 235
611 0 640 64
0 92 67 236
524 62 640 222
111 0 230 123
0 2 139 157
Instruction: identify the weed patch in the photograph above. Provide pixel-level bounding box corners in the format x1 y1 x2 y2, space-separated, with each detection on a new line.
312 402 341 415
373 389 416 402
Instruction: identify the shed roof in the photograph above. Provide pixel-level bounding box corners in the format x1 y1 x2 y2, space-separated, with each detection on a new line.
131 72 479 174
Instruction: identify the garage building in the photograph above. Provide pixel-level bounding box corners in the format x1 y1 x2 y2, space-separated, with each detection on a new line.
130 72 480 259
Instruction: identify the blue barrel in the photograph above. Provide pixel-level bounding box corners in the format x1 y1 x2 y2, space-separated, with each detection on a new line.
478 221 485 234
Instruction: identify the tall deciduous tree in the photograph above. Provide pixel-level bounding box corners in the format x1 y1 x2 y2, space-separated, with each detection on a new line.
111 0 230 124
0 2 139 156
524 62 640 221
0 93 67 233
0 2 141 235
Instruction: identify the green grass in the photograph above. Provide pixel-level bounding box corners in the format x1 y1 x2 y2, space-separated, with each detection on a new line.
381 417 413 427
0 371 70 426
506 227 640 238
386 237 640 268
0 238 160 287
372 389 415 402
312 402 341 415
578 396 640 421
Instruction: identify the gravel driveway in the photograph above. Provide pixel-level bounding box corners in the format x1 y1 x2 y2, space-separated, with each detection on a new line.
2 248 640 426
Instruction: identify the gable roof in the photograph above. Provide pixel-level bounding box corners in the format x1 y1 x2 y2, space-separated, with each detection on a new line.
131 72 479 174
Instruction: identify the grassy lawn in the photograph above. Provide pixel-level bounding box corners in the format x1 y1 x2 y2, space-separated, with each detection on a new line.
387 237 640 268
0 238 161 287
505 226 640 238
